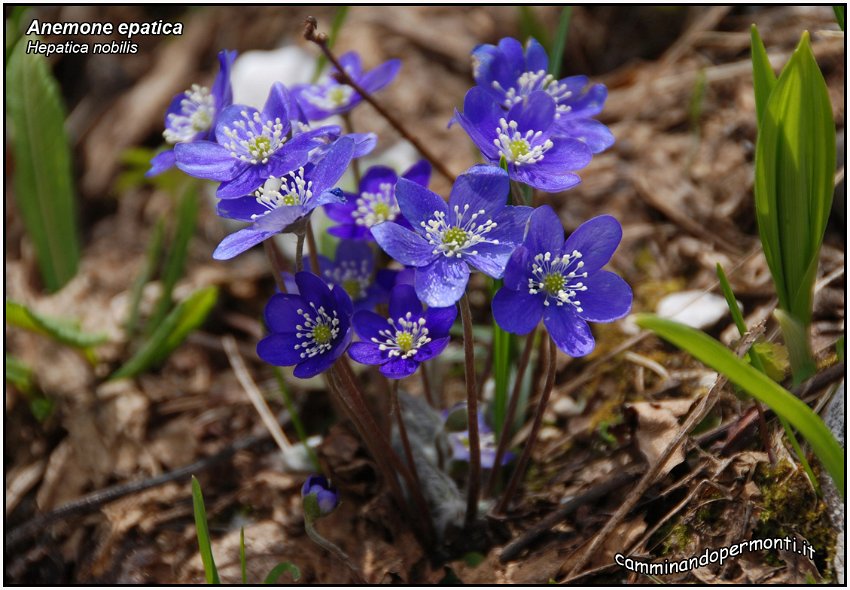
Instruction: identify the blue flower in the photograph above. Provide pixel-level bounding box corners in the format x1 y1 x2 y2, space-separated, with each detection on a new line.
453 89 592 192
283 240 396 312
372 165 531 307
288 100 377 163
258 271 353 379
471 37 614 154
174 83 334 199
292 52 401 121
147 50 237 177
301 475 340 517
443 404 514 468
348 284 456 379
212 137 354 260
492 206 632 357
325 160 432 241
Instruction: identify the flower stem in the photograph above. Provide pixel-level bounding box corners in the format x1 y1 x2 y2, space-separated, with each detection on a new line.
340 112 362 186
263 240 289 292
458 293 481 527
305 223 321 274
303 17 456 184
390 380 422 492
295 233 306 273
495 336 557 515
304 514 367 583
420 362 435 407
486 327 537 496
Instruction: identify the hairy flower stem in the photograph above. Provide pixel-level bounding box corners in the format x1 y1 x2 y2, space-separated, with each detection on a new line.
486 327 537 496
458 294 482 527
390 380 422 492
303 17 456 184
295 233 306 273
340 112 362 186
263 240 289 293
305 224 321 274
304 513 367 584
420 363 435 407
496 336 557 515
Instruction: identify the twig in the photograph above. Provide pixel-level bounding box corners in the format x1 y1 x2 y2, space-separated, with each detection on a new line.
5 434 268 549
222 335 293 456
303 16 456 184
458 294 481 526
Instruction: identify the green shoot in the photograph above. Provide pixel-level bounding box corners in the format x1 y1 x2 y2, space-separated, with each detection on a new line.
191 476 220 584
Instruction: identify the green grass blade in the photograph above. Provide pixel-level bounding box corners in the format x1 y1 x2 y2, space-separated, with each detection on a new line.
518 6 551 53
239 527 247 584
6 37 80 292
635 314 844 496
110 286 218 380
191 476 220 584
834 5 845 31
147 187 199 334
6 300 108 349
263 562 301 584
715 264 768 375
311 7 350 83
125 218 166 339
549 7 572 77
774 309 816 384
750 25 776 127
490 278 511 435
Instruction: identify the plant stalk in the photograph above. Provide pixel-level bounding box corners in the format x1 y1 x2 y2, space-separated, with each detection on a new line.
458 293 481 526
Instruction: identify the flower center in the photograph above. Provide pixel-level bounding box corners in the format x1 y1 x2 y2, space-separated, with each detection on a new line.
421 204 499 258
494 118 553 166
163 84 216 144
493 69 574 117
527 250 588 310
302 79 356 111
353 183 399 228
251 168 313 219
324 259 371 301
294 303 340 359
372 312 431 360
221 109 286 165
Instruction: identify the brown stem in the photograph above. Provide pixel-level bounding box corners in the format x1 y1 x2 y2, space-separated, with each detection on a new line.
420 362 435 407
486 327 537 496
458 294 481 527
341 112 362 186
391 380 422 491
295 233 306 273
303 17 456 184
305 223 321 274
496 336 557 515
263 240 288 292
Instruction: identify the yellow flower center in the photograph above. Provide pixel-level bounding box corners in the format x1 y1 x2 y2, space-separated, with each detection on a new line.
312 324 333 345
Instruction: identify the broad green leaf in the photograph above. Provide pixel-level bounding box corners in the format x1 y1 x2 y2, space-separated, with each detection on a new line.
6 300 108 349
311 7 349 83
239 527 247 584
750 25 776 126
110 286 218 380
6 37 80 292
835 5 845 31
263 562 301 583
548 6 572 77
191 476 220 584
636 314 844 496
147 187 199 334
773 309 816 384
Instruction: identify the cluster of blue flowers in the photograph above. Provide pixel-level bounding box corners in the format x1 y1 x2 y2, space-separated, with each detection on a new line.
152 36 631 435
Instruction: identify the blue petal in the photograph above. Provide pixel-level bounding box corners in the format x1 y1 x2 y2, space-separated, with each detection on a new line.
262 83 293 132
352 309 389 341
371 222 436 267
536 137 593 170
543 307 595 357
395 177 448 229
495 37 525 85
511 165 582 192
216 166 264 199
414 257 470 308
388 284 423 320
524 38 549 73
214 104 259 145
336 51 363 76
211 49 237 114
552 118 614 154
448 164 509 216
268 129 330 176
213 228 275 260
331 284 354 317
294 271 335 311
526 205 565 257
324 201 356 223
455 87 503 160
216 195 266 221
314 188 347 207
492 288 543 334
576 271 632 323
264 293 307 333
401 160 432 187
257 333 305 366
328 222 370 241
335 240 374 274
562 214 623 274
348 341 386 366
349 132 377 158
293 352 338 379
423 306 457 337
310 137 354 193
174 141 236 181
252 205 309 233
380 358 418 379
359 165 398 195
413 335 450 362
507 91 555 134
502 245 532 291
467 205 532 278
360 59 401 94
146 149 176 177
565 83 607 119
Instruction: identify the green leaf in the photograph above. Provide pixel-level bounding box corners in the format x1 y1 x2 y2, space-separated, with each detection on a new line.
6 300 108 349
750 25 776 127
462 551 485 567
239 527 247 585
6 354 34 394
773 309 816 384
490 278 511 435
311 7 350 83
834 5 845 31
191 476 220 584
635 314 844 497
263 562 301 584
147 187 199 334
750 341 789 382
518 7 550 53
549 7 572 77
6 37 81 292
110 286 218 380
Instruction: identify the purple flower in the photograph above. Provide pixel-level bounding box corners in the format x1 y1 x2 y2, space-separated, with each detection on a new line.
288 100 377 163
492 206 632 357
283 240 396 312
212 137 354 260
325 160 432 241
257 271 353 378
147 50 237 177
301 475 340 517
471 37 614 153
443 405 513 468
174 83 333 199
292 52 401 121
371 165 532 307
348 284 456 379
453 89 592 192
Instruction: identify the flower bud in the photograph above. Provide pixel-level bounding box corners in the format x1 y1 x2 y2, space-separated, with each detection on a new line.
301 475 339 520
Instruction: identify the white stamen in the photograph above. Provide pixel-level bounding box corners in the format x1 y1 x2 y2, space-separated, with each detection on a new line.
370 313 431 360
352 182 399 228
221 110 286 164
293 303 341 359
493 118 553 166
250 168 313 219
527 249 588 310
419 203 500 259
164 84 216 144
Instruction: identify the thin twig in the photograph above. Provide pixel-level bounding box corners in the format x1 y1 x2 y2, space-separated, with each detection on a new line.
303 16 456 184
458 294 482 527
